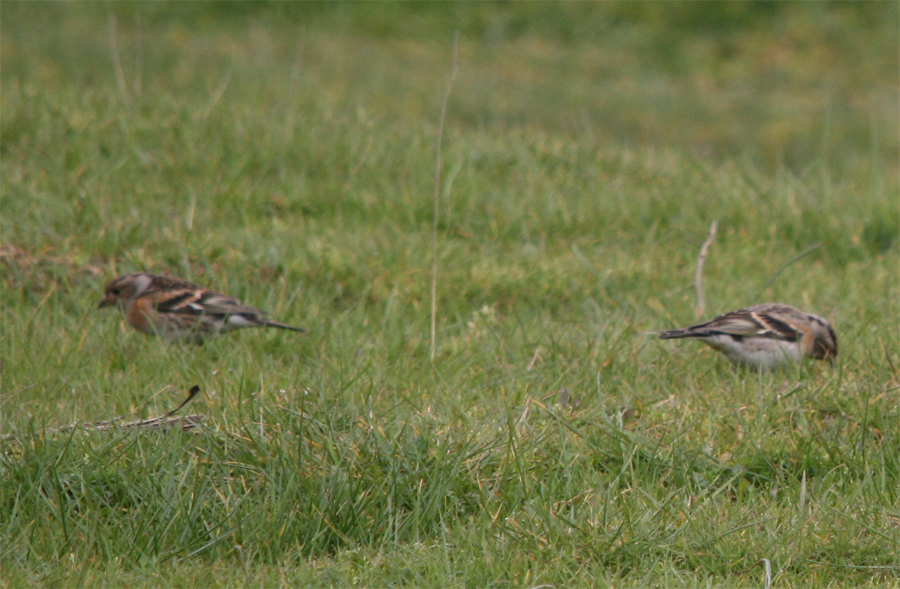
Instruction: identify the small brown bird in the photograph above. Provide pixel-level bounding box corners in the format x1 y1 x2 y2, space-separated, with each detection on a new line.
658 303 837 370
99 273 305 343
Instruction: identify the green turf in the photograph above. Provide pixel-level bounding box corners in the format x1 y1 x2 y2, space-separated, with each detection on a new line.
2 3 898 587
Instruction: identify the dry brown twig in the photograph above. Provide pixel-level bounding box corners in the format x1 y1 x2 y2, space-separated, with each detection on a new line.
1 386 203 441
695 220 718 316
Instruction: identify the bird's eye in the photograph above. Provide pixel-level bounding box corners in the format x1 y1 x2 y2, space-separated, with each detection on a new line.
110 289 121 296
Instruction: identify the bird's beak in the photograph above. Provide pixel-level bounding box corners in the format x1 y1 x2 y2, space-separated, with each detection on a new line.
98 297 115 309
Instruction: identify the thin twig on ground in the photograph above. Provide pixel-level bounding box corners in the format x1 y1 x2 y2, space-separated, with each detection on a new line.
695 220 718 316
1 386 203 441
430 31 460 362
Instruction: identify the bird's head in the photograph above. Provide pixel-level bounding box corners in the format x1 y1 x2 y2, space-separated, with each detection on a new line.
98 273 153 309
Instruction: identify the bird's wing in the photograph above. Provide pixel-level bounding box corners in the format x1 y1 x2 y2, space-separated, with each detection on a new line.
660 307 802 341
150 289 253 317
708 308 800 341
192 291 265 317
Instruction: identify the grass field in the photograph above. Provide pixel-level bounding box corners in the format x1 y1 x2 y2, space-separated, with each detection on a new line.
2 3 898 587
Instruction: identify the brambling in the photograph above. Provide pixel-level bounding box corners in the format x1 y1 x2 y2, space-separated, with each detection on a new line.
98 273 305 343
658 303 837 370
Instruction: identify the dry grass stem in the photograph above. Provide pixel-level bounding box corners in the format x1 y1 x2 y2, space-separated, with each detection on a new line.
694 220 718 316
430 31 460 361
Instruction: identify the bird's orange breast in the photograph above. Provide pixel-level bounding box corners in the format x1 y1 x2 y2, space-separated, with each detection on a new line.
125 297 160 334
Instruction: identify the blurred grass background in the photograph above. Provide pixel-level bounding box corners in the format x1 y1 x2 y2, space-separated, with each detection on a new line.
1 2 898 587
4 2 897 169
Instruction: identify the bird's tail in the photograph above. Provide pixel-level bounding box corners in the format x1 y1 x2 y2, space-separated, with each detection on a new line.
263 319 307 333
657 329 706 340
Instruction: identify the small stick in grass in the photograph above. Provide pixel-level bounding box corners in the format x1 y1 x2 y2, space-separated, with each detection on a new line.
93 384 203 432
761 558 772 589
163 384 202 417
1 385 203 441
430 31 460 362
694 220 717 316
